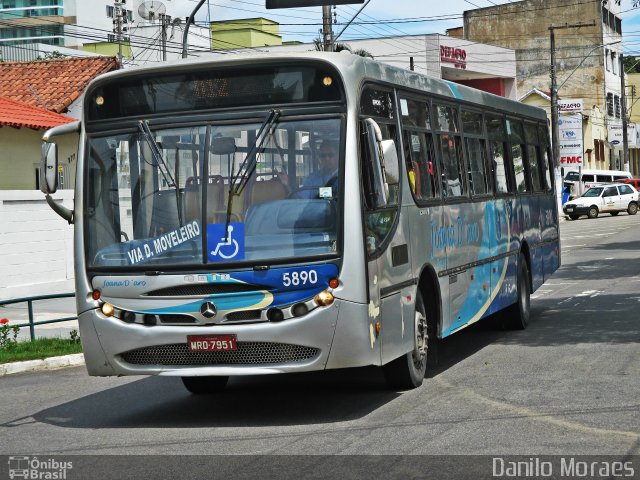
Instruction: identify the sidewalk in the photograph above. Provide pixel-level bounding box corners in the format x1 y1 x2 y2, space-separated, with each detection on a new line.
0 296 78 341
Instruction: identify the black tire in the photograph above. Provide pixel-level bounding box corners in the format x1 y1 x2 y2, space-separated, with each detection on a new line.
628 203 638 215
610 211 620 216
569 214 580 220
383 291 429 390
505 253 530 330
181 376 229 394
587 206 599 219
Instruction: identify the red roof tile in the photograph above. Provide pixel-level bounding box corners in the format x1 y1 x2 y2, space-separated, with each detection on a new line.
0 57 119 114
0 95 75 130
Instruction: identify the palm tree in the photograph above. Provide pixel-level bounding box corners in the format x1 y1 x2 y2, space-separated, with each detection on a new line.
313 38 373 58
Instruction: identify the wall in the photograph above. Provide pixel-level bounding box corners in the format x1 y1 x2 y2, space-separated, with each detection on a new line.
0 127 78 190
0 190 74 300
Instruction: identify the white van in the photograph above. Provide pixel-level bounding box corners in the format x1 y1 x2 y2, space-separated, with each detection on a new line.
563 169 632 199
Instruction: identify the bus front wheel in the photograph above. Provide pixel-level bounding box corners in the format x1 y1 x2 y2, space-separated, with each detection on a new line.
181 376 229 394
383 291 428 390
506 253 530 330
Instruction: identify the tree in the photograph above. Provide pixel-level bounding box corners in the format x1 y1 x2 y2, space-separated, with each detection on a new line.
624 55 640 73
313 37 373 58
37 51 67 61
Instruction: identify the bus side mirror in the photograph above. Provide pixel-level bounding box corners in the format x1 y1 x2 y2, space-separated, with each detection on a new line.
363 118 399 207
40 142 58 194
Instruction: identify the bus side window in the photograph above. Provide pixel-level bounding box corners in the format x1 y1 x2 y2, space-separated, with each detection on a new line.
507 119 528 193
491 141 509 194
538 125 553 191
465 137 489 196
524 123 543 192
403 130 437 201
487 115 510 194
462 110 490 196
434 103 465 198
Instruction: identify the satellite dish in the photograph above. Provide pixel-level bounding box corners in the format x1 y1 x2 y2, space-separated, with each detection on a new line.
138 0 166 20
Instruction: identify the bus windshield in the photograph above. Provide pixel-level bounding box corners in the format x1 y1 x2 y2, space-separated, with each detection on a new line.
85 117 342 268
564 171 580 181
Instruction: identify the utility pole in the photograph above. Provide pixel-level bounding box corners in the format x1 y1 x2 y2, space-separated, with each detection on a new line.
322 5 333 52
160 14 167 61
549 21 595 211
621 53 630 172
113 0 124 64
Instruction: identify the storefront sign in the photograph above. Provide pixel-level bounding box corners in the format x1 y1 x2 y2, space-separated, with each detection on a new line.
558 112 583 165
558 99 583 113
608 124 623 147
608 123 638 148
440 45 467 69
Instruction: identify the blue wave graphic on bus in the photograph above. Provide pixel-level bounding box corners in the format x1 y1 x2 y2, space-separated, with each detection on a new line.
443 201 513 336
143 264 338 315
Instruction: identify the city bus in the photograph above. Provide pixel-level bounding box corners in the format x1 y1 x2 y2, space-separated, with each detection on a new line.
39 53 560 392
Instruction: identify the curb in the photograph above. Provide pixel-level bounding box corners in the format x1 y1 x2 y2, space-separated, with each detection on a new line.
0 353 85 376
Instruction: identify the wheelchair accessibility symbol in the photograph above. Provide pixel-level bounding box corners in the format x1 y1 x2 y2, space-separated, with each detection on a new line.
208 222 245 261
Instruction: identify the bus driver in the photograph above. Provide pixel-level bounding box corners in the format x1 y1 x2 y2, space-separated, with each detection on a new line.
298 141 339 198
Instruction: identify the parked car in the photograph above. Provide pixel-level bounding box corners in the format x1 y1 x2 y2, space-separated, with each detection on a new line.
563 184 639 219
617 178 640 190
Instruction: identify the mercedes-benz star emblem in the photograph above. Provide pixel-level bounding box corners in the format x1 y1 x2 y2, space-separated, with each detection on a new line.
200 302 217 318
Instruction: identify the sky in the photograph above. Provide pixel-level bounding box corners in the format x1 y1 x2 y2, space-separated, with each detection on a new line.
169 0 640 55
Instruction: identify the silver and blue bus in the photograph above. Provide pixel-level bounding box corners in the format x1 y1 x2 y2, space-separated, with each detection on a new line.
40 53 560 392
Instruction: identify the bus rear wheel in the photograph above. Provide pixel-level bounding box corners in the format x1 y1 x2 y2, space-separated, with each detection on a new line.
383 291 428 390
181 376 229 394
505 253 530 330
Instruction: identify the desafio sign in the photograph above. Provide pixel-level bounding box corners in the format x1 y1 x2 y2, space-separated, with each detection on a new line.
440 46 467 69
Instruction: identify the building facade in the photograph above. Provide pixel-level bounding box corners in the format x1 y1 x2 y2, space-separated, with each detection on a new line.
463 0 628 174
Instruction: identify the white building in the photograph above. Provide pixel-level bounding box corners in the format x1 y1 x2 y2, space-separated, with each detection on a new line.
0 0 211 66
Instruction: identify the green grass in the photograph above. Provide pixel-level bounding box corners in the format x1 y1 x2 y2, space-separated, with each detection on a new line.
0 338 82 364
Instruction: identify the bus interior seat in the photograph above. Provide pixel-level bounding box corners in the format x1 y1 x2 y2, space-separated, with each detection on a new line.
183 175 226 223
222 183 245 222
249 178 287 205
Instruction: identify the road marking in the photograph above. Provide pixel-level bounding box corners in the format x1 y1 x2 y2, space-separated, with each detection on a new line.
435 377 640 442
562 244 586 248
575 290 598 297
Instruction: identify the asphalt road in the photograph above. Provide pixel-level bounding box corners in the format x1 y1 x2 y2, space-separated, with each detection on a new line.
0 213 639 477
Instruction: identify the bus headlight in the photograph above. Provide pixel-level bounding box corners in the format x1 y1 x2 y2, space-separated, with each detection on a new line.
314 290 334 306
101 303 115 316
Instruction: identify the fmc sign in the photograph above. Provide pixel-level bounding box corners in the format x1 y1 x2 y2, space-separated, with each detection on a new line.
558 99 584 166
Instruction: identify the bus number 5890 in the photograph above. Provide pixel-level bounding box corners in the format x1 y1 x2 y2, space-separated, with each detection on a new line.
282 270 318 287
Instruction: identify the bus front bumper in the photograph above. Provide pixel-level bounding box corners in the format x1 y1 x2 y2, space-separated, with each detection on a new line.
77 299 379 377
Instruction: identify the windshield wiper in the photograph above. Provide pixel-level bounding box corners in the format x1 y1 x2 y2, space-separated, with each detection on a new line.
138 120 185 226
138 120 176 189
223 109 281 239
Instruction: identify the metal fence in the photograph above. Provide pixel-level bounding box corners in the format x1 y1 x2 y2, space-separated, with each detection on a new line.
0 293 76 341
